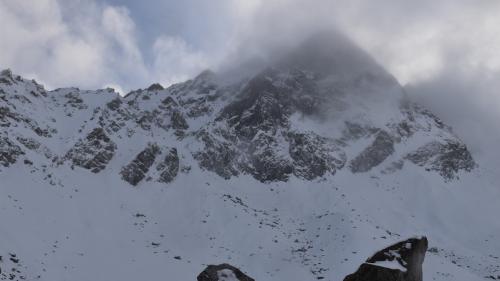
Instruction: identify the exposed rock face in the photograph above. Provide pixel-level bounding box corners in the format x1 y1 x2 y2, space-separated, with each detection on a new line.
171 110 189 130
121 143 161 186
0 137 24 167
16 136 53 159
197 264 255 281
218 68 323 140
350 130 394 173
147 83 164 91
65 128 116 173
156 147 179 183
288 131 346 180
344 236 428 281
194 129 240 180
405 140 475 180
240 132 293 182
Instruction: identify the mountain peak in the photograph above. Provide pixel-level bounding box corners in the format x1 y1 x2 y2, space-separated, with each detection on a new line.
147 83 165 91
0 49 489 281
1 68 13 77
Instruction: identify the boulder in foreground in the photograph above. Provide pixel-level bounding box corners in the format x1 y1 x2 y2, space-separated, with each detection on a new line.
197 264 255 281
344 236 428 281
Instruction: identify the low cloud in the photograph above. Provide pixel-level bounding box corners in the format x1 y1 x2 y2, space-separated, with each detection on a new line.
151 36 210 87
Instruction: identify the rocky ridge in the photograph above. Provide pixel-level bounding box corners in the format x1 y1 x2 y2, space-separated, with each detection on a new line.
0 59 475 185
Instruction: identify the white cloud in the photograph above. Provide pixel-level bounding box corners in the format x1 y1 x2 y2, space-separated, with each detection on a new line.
330 0 500 84
152 36 209 86
0 0 210 93
0 0 132 90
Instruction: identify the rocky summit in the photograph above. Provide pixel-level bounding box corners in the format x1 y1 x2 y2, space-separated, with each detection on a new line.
0 33 498 281
0 34 475 185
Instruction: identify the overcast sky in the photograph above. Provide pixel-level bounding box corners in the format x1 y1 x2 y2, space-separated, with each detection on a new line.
1 0 500 166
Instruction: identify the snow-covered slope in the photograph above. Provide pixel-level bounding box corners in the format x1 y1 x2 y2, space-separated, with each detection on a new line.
0 34 499 281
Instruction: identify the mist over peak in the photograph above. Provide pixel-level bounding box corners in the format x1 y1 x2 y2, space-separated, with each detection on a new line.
278 31 384 76
215 29 398 91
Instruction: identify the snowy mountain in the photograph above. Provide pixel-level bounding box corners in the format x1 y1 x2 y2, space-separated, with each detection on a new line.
0 34 499 281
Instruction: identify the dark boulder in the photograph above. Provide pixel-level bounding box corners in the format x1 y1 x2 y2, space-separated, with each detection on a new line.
344 236 428 281
197 264 255 281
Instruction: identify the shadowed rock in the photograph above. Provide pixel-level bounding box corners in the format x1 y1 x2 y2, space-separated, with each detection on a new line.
194 129 240 179
171 110 189 130
156 147 180 183
288 131 346 180
121 143 161 186
147 83 164 91
0 137 25 167
197 264 255 281
350 130 394 173
405 140 475 180
65 128 116 173
344 236 428 281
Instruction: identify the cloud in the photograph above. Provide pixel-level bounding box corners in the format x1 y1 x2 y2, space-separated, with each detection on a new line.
217 0 500 167
151 36 209 86
406 64 500 168
334 0 500 84
0 0 136 90
0 0 210 92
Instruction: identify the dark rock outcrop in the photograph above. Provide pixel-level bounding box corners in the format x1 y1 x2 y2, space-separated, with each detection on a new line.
65 128 116 173
344 236 428 281
197 264 255 281
405 140 475 180
288 131 346 180
240 132 293 182
0 137 25 167
350 130 395 173
218 68 322 140
106 98 122 111
194 129 240 179
171 110 189 130
147 83 164 91
156 147 180 183
121 143 161 186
